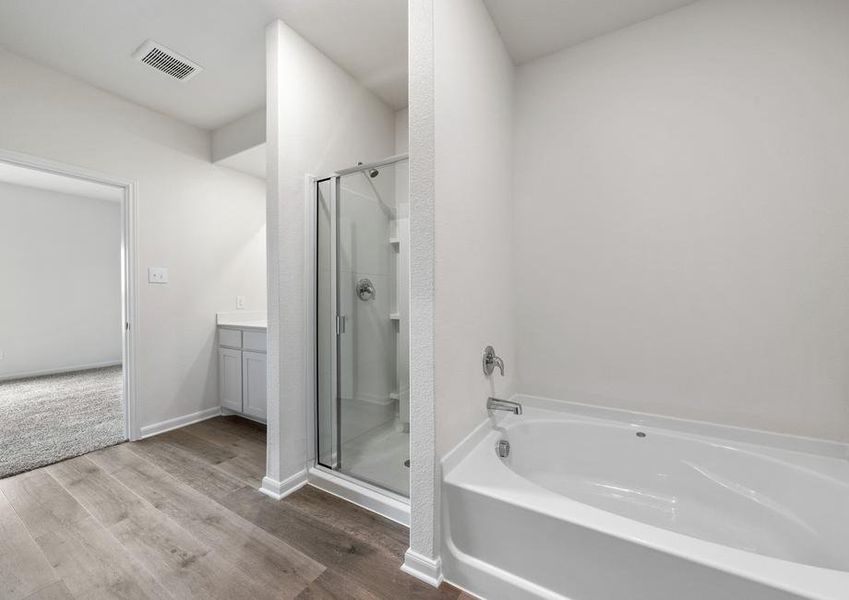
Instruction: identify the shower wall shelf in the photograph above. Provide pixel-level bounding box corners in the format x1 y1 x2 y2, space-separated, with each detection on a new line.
389 237 400 247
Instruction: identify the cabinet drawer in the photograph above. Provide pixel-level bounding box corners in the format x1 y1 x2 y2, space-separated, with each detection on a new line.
243 330 267 352
218 328 242 349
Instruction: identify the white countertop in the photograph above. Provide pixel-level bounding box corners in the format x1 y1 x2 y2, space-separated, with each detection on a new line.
216 311 267 331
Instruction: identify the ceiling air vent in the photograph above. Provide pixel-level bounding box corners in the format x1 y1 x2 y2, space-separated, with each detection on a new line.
132 40 202 81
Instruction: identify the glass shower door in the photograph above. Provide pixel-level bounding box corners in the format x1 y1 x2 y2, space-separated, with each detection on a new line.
316 157 410 497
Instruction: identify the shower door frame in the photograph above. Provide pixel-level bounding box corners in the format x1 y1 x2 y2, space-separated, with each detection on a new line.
314 174 342 472
306 154 411 526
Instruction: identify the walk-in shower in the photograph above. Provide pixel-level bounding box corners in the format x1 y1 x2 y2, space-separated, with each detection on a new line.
315 153 410 501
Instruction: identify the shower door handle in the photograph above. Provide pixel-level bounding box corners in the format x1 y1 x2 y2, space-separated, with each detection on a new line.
336 314 347 335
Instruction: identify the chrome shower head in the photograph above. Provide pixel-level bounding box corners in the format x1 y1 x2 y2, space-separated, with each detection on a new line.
356 161 379 178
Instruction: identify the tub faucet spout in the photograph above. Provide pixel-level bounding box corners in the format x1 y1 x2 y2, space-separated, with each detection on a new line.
487 397 523 415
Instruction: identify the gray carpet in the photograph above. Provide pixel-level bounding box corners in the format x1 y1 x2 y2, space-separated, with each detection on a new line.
0 366 125 478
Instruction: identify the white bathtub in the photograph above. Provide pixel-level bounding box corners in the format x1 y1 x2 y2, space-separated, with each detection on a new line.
441 395 849 600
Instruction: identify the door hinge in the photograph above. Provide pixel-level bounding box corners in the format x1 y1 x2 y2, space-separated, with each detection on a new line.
336 315 346 335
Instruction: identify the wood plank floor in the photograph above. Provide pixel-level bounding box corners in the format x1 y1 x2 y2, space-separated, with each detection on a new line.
0 416 466 600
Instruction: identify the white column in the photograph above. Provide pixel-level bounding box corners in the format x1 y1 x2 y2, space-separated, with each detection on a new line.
261 20 310 500
402 0 442 587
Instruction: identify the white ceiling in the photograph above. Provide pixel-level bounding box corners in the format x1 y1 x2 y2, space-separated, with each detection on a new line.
0 162 123 202
0 0 408 130
482 0 698 64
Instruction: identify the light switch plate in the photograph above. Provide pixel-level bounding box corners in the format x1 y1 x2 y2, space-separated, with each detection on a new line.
236 296 245 309
148 267 168 284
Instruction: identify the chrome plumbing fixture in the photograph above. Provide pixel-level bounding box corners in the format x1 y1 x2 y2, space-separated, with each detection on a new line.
482 345 505 376
356 160 379 178
356 278 375 301
496 439 511 458
487 397 523 415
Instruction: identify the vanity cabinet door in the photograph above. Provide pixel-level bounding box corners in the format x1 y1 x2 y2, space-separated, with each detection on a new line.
218 347 243 412
242 350 267 420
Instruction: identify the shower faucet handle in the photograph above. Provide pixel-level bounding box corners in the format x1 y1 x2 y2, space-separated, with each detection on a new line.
356 278 376 301
482 346 505 376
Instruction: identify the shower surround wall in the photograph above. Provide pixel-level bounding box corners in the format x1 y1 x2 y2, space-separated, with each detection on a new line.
395 108 411 432
336 168 399 443
512 0 849 442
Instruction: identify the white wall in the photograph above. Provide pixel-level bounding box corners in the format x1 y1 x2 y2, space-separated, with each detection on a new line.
265 20 395 492
433 0 516 457
514 0 849 441
0 182 121 379
395 108 409 156
0 50 267 432
211 107 265 163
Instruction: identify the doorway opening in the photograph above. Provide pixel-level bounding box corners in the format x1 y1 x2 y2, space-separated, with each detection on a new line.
0 150 137 479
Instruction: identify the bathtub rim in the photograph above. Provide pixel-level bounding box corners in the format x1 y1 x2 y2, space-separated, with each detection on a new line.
444 393 849 473
441 394 849 600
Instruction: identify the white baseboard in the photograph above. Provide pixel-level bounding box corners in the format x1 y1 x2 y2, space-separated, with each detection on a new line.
259 470 308 501
140 407 221 439
220 408 267 425
401 549 443 588
0 360 122 382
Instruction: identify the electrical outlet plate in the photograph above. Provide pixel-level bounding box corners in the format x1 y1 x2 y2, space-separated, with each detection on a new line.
148 267 168 284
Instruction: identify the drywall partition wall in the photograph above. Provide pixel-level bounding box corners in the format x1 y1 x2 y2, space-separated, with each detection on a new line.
513 0 849 441
264 20 395 498
211 107 265 163
0 182 121 379
0 50 267 434
396 108 409 156
404 0 516 585
433 0 515 458
212 107 266 179
406 0 439 582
